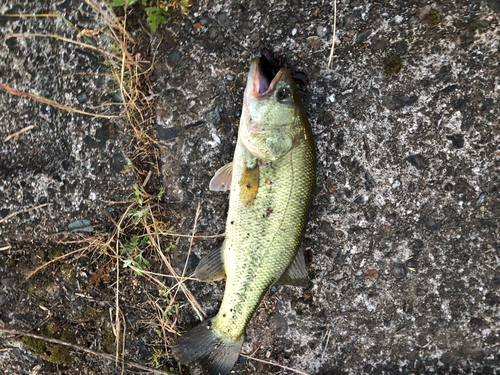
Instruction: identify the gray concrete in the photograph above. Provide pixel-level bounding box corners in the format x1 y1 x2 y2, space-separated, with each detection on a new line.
0 0 499 374
156 1 500 374
1 1 137 374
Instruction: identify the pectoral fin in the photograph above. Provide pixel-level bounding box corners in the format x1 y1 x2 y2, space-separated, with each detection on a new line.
195 245 225 281
209 162 233 191
276 246 309 287
238 163 260 207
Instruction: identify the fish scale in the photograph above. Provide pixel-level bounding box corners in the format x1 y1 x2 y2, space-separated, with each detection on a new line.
215 137 315 340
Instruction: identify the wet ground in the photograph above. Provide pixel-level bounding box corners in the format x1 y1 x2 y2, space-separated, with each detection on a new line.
1 0 500 374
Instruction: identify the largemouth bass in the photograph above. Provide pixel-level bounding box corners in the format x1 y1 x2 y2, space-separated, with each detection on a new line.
173 57 316 375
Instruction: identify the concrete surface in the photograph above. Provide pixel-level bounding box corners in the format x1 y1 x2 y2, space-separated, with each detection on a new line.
1 0 499 374
155 0 500 374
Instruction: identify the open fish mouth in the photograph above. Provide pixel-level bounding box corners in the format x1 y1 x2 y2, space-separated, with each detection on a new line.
245 52 309 101
246 58 284 99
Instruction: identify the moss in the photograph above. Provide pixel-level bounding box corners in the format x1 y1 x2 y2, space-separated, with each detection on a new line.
102 323 124 354
26 276 51 298
75 306 104 322
36 248 46 262
383 56 403 78
60 264 77 283
22 322 76 366
422 10 439 26
48 247 64 261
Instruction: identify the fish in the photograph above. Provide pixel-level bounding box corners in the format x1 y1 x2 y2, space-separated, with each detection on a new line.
173 57 316 375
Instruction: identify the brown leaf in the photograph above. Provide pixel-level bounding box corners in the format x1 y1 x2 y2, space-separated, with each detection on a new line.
365 269 378 281
193 22 202 30
313 8 320 17
89 260 112 288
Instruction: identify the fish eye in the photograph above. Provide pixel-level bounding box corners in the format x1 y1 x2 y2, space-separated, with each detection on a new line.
276 88 292 103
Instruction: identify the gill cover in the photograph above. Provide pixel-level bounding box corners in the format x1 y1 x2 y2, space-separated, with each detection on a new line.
239 59 303 162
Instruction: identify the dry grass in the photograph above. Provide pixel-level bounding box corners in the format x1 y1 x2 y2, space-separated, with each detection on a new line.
2 1 198 372
0 203 52 225
327 0 337 69
241 354 311 375
0 328 172 374
0 83 122 118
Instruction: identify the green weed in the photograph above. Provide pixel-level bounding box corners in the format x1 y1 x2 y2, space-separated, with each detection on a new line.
109 0 190 32
120 234 151 274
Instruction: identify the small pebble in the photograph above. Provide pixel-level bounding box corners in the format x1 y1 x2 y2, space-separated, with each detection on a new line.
77 92 87 103
393 259 407 279
317 25 327 37
200 16 209 26
306 35 322 50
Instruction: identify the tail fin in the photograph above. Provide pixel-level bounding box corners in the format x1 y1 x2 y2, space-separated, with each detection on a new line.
173 318 244 375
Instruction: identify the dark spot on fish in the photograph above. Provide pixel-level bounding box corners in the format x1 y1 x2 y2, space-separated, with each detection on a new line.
266 208 273 217
246 183 251 189
223 314 226 318
230 221 234 225
247 233 250 236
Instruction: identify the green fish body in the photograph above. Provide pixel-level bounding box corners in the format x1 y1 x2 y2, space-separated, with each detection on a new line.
173 58 316 375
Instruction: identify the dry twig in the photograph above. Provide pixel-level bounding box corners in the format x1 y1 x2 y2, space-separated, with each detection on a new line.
3 125 36 142
242 354 311 375
327 0 337 69
0 244 12 251
0 203 52 224
0 328 171 374
4 14 61 17
5 33 123 62
0 84 122 119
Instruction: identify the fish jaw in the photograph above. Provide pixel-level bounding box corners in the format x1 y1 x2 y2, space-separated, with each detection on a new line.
239 59 300 162
243 58 285 103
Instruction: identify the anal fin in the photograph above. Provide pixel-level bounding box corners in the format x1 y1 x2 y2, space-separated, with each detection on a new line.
276 246 309 287
195 245 225 281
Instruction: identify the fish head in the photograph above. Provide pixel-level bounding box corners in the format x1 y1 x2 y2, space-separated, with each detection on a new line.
239 58 307 162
